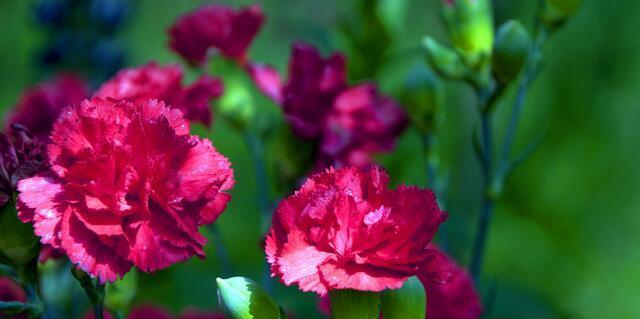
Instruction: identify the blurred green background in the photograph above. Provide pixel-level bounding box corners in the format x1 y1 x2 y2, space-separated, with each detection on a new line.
1 0 638 318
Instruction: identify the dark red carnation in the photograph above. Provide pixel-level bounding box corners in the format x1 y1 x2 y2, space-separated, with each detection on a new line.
0 276 26 302
0 276 27 319
249 44 406 169
265 166 447 295
16 98 234 283
0 124 48 207
421 253 483 319
168 4 264 65
280 43 347 139
5 74 88 141
318 84 408 169
83 309 114 319
128 305 172 319
94 62 223 127
179 309 226 319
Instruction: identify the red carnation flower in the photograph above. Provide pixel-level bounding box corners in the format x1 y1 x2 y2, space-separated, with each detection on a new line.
6 74 88 141
168 4 264 65
265 166 448 295
16 98 234 283
421 253 483 319
319 84 408 169
95 62 223 127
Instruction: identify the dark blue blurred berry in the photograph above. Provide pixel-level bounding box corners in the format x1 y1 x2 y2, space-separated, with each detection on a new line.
33 0 69 27
90 39 125 76
89 0 128 31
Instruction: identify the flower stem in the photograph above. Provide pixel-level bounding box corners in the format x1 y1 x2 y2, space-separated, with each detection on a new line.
470 111 495 280
242 131 275 293
422 133 449 251
92 284 105 319
470 23 550 281
498 25 548 182
72 268 105 319
243 132 272 230
209 224 232 277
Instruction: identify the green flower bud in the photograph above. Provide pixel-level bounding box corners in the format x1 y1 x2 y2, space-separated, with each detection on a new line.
329 289 380 319
540 0 582 29
423 37 467 80
0 204 38 266
402 67 443 133
442 0 494 68
105 269 137 314
493 20 532 83
218 78 256 131
217 277 281 319
549 0 582 16
380 276 426 319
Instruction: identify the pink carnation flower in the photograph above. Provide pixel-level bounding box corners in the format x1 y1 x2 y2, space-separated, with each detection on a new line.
17 98 234 283
266 166 447 295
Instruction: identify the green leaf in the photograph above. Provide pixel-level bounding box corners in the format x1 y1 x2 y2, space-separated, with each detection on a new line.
216 277 280 319
0 300 42 318
380 276 426 319
329 289 380 319
423 37 467 80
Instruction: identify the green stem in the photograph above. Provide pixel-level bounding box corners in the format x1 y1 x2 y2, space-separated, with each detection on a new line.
421 133 439 192
92 284 105 319
243 132 272 230
209 225 232 277
72 268 105 319
498 25 548 183
422 133 449 251
242 132 274 294
470 111 495 280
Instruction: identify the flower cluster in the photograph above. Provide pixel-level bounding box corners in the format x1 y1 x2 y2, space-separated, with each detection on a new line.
168 4 264 65
251 44 408 169
95 62 223 127
17 98 234 282
5 74 88 141
266 166 448 295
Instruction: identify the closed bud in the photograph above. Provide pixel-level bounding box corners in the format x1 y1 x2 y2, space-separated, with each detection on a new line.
402 67 443 133
0 204 38 266
540 0 582 29
380 276 426 319
423 37 467 80
493 20 532 83
218 78 255 131
217 277 281 319
442 0 494 68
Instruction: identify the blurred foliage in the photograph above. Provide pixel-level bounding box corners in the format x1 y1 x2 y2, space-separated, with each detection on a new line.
1 0 639 318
